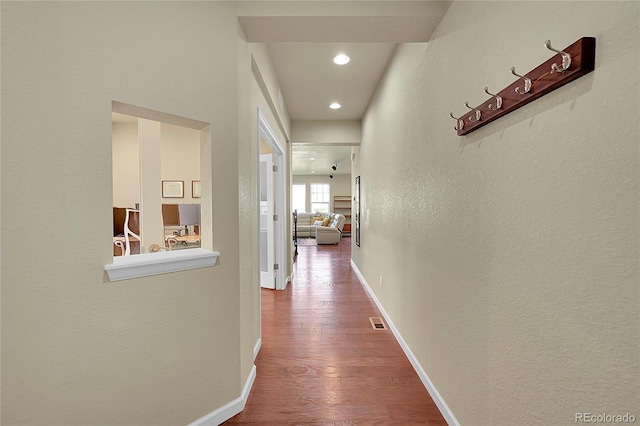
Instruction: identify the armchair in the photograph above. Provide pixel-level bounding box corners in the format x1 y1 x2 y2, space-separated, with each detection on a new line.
315 213 346 244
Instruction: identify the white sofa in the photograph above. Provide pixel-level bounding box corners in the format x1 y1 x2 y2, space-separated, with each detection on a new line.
295 212 346 244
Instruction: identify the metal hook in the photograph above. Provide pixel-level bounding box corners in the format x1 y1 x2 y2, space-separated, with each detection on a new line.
544 40 571 73
449 112 464 131
510 67 532 94
484 87 503 110
464 102 481 122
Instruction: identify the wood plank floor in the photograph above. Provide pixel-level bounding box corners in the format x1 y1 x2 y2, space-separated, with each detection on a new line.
224 237 447 425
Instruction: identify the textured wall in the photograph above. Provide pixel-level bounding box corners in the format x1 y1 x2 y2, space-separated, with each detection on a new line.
243 40 293 384
353 1 639 425
250 42 291 139
1 2 250 424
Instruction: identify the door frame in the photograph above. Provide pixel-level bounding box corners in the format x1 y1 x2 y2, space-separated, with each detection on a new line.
257 109 286 290
259 154 275 289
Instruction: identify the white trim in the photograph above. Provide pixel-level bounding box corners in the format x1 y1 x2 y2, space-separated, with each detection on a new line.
104 249 220 282
259 112 284 155
187 364 257 426
258 110 287 291
253 338 262 362
259 153 275 289
350 260 460 426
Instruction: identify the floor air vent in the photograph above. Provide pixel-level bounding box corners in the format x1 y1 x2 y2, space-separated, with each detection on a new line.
369 317 387 330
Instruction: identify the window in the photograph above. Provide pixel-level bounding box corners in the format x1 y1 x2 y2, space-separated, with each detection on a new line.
111 112 202 256
310 183 330 213
105 102 218 281
292 184 306 213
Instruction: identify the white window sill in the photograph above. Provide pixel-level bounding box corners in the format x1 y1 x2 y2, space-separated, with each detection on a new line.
104 248 220 282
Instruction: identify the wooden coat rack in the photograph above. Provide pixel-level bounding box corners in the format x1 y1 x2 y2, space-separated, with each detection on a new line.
450 37 596 136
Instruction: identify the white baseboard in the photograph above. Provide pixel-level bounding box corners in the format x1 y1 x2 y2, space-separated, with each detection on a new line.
187 364 257 426
350 260 460 426
253 337 262 362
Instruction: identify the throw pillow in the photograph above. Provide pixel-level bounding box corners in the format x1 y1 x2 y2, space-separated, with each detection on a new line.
322 218 330 227
312 216 324 223
313 220 324 226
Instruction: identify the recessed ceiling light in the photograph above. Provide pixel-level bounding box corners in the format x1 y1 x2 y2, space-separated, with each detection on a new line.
329 102 341 109
311 171 316 174
309 157 316 160
333 54 350 65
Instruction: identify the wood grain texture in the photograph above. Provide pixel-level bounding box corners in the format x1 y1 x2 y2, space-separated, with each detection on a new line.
224 237 446 425
455 37 596 135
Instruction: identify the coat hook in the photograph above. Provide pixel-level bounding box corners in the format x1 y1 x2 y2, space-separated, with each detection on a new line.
484 87 503 110
449 112 464 131
510 67 532 94
464 102 481 122
544 40 571 73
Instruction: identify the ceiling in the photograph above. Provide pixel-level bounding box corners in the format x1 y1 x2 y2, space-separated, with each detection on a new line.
267 43 397 121
291 145 353 176
240 3 450 176
269 42 396 177
269 42 398 176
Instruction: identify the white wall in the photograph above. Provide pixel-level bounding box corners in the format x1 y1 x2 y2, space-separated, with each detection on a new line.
161 122 201 204
112 121 201 208
112 120 140 208
1 2 253 424
353 2 639 425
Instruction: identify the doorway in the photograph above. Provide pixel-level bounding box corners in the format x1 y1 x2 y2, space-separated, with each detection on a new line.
257 110 286 290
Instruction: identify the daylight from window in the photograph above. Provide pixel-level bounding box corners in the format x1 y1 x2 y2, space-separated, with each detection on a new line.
310 183 330 213
292 184 306 213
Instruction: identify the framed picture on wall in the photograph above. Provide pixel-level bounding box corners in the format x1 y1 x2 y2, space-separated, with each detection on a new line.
192 180 201 198
162 180 184 198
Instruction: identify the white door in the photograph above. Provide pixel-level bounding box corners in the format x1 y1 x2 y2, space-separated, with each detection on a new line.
259 154 275 289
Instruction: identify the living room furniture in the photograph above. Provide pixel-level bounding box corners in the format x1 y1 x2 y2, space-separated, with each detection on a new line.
294 212 346 244
333 195 352 236
316 221 342 244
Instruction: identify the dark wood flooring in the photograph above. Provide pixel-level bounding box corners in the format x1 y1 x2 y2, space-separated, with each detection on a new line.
224 237 447 425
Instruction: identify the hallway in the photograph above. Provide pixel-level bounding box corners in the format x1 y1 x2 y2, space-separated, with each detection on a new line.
225 237 447 424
